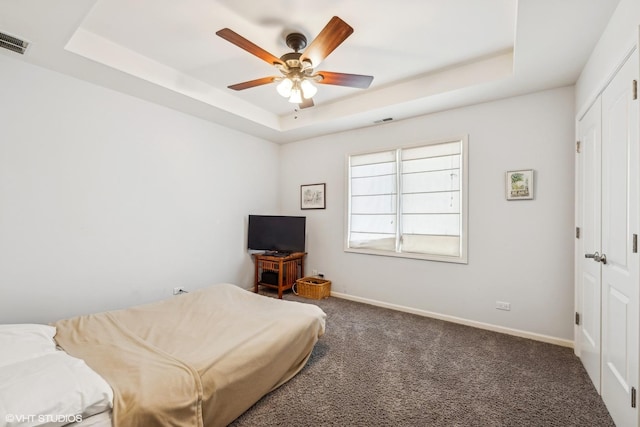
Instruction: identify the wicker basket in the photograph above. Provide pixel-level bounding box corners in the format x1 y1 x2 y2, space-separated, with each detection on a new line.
294 277 331 299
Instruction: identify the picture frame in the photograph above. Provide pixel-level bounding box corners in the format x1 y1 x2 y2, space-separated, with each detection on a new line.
301 183 326 210
506 170 534 200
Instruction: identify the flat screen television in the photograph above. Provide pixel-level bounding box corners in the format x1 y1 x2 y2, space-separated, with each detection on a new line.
247 215 306 254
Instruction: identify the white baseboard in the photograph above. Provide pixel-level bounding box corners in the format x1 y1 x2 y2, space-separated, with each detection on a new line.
330 291 574 349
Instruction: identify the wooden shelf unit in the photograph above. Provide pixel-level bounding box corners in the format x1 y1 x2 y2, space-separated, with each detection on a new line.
253 252 306 299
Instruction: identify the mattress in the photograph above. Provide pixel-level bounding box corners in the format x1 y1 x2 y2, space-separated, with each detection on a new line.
68 410 112 427
1 284 325 427
53 283 326 427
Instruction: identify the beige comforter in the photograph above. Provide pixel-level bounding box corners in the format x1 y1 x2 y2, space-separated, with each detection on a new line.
53 283 326 427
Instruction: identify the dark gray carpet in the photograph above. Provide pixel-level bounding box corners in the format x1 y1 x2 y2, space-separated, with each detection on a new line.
231 292 614 427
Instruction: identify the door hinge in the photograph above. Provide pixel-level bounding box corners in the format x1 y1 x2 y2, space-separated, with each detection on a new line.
633 234 638 253
576 140 581 153
576 227 581 239
632 387 636 408
633 80 638 100
575 312 580 325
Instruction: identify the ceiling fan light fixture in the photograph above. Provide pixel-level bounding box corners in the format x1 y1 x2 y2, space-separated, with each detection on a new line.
276 78 293 97
288 81 303 104
300 79 317 99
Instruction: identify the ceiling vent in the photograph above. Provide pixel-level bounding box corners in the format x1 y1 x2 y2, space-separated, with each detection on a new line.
0 31 29 55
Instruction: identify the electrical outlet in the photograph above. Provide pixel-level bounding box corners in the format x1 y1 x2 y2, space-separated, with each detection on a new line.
496 301 511 311
173 287 186 295
311 269 318 276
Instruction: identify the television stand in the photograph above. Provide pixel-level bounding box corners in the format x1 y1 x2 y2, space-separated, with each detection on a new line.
263 251 291 257
253 252 306 299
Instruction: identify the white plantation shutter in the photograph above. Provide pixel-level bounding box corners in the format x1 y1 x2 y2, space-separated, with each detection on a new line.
347 137 467 263
400 142 462 257
348 150 397 251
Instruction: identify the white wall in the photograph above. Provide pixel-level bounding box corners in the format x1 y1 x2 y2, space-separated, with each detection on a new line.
576 0 640 114
280 86 576 341
0 55 280 324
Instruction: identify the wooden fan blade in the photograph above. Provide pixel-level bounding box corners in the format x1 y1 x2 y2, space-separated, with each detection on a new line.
316 71 374 89
300 16 353 67
299 98 314 109
216 28 283 66
228 76 277 91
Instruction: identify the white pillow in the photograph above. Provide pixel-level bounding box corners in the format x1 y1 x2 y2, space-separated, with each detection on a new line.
0 324 57 368
0 352 113 426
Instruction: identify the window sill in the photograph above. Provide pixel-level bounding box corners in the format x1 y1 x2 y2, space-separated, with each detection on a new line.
344 247 468 264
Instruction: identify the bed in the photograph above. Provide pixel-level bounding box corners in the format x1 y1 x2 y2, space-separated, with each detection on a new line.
0 283 326 427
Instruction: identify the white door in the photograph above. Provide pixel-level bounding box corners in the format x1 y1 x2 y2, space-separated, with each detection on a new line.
577 98 602 391
600 51 639 427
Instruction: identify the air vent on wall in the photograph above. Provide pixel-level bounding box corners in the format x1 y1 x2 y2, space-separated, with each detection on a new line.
0 31 29 55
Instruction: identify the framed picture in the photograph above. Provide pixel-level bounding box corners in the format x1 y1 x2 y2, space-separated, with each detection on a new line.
506 170 534 200
301 183 326 210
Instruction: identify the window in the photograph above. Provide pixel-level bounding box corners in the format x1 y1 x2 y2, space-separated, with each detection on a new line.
346 136 468 263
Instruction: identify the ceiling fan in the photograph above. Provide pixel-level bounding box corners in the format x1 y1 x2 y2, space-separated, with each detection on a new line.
216 16 374 109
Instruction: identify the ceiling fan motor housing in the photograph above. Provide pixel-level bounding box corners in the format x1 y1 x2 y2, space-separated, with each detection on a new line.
279 52 313 75
281 33 313 72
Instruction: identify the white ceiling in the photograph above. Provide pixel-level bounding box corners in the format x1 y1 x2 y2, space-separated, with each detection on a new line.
0 0 620 143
